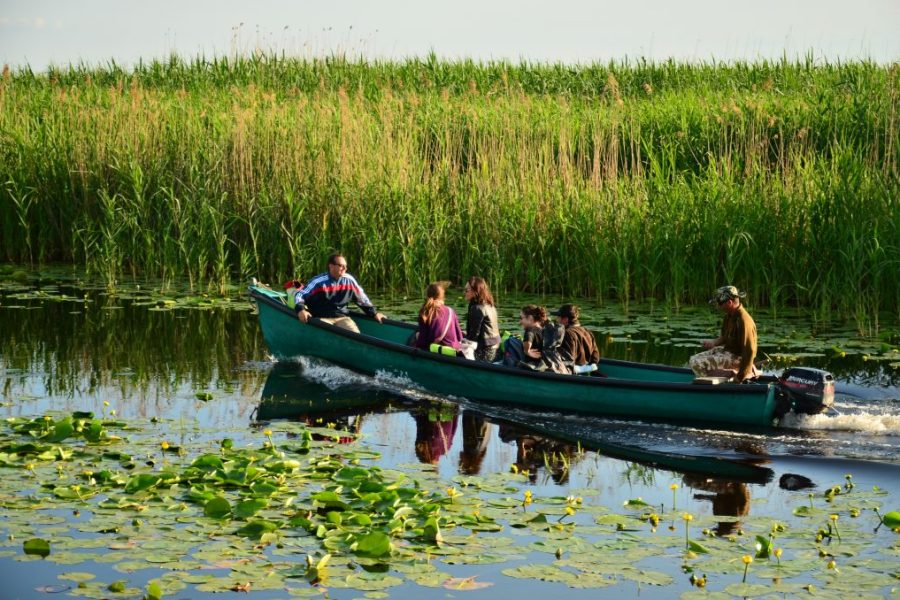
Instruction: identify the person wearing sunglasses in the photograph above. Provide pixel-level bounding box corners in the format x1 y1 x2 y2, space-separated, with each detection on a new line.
293 252 384 333
689 285 758 383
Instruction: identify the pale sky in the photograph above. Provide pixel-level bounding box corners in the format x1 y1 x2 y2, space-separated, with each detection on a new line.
1 0 898 70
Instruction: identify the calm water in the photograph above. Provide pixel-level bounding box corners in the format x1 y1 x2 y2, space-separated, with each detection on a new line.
1 272 898 598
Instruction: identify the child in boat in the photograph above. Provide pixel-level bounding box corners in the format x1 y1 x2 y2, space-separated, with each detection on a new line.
540 318 569 374
518 305 545 369
518 304 567 373
416 282 464 352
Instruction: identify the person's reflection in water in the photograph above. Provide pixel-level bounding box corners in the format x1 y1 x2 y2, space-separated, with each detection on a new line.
414 404 459 465
498 423 574 485
683 474 751 537
459 411 491 475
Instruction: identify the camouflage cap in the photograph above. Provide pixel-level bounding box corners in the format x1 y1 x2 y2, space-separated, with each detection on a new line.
709 285 746 305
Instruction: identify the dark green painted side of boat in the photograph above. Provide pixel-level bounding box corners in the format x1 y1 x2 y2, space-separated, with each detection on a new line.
597 358 696 382
250 286 777 428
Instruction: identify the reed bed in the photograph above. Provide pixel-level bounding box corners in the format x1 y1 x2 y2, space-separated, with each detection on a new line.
0 56 897 324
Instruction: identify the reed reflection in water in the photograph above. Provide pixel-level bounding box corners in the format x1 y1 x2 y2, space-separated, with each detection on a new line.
0 284 267 426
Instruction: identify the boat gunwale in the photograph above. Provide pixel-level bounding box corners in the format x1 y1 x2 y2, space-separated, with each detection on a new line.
250 287 772 397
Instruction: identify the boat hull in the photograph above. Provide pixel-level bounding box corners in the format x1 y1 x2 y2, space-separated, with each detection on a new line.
251 287 777 428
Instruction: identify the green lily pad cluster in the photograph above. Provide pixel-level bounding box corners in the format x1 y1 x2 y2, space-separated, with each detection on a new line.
0 413 898 598
0 282 252 312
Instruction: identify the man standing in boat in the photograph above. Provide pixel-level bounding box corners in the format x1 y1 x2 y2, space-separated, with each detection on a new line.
294 253 385 333
554 304 601 372
690 285 758 383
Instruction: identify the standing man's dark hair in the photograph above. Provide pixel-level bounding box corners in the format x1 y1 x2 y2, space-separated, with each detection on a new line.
328 252 345 266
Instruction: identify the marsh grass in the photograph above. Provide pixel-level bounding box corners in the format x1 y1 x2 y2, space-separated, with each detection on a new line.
0 55 897 322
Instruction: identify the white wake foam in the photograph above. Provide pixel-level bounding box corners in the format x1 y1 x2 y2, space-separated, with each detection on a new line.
781 410 900 435
288 356 457 404
288 356 374 390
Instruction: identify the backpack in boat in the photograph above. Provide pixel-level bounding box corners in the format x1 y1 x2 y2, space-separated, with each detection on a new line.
540 322 569 374
283 280 304 310
500 333 525 367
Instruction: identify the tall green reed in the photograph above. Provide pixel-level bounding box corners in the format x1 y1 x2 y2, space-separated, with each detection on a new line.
0 56 897 326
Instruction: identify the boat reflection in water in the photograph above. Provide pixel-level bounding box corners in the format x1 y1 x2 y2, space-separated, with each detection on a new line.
256 362 779 535
255 362 412 442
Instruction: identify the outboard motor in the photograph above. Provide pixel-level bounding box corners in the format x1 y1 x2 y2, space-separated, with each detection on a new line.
774 367 835 417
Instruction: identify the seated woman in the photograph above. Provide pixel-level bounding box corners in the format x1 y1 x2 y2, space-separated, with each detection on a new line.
416 282 464 352
464 276 501 362
518 304 546 369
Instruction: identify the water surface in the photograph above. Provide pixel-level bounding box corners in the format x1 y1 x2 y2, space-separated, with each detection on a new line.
1 272 898 598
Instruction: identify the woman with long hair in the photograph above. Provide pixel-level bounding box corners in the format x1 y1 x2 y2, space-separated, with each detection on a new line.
464 276 501 362
416 282 464 351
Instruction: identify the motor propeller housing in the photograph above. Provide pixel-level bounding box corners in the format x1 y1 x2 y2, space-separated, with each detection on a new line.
775 367 835 417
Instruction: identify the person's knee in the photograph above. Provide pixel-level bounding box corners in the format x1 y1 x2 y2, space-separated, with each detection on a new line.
322 316 360 333
335 317 360 333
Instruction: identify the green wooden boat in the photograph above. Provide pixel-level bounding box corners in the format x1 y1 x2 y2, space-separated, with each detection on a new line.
250 285 793 428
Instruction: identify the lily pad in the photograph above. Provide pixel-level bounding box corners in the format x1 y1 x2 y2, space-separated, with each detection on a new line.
235 520 280 540
58 572 96 583
353 532 392 558
723 583 776 596
203 497 231 519
23 538 50 557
